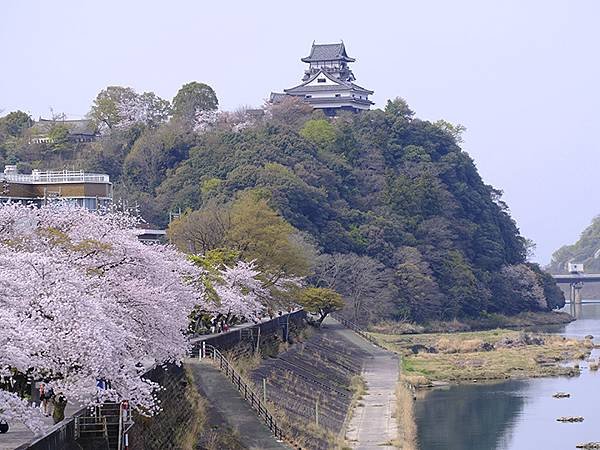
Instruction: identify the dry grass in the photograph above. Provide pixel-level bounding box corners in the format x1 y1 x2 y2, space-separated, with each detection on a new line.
177 366 208 450
371 329 591 383
395 382 418 450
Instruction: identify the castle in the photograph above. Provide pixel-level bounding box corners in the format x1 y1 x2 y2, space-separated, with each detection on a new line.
270 42 373 115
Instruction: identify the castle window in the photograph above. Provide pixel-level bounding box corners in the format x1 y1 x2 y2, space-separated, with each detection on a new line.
318 78 326 83
305 95 312 98
335 94 341 97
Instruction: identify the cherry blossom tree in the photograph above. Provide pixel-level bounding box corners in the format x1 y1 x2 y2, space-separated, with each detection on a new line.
212 261 267 319
0 202 205 432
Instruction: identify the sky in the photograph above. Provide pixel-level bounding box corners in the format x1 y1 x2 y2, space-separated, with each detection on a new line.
2 0 599 264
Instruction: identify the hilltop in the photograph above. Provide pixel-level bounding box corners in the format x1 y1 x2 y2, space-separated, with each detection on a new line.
0 85 565 323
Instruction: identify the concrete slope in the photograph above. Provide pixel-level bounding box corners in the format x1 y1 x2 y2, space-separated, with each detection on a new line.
325 319 399 450
185 359 290 450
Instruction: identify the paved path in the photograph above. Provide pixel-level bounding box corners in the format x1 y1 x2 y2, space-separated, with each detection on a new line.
325 318 399 450
185 358 290 450
0 402 81 450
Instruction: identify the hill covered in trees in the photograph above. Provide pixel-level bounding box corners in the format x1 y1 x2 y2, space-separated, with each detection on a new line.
550 215 600 273
0 83 565 323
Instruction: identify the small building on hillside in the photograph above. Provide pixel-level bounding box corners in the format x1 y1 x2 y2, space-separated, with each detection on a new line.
30 118 98 144
270 41 374 115
0 165 112 211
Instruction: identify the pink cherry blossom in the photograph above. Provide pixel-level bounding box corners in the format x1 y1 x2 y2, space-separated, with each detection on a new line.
0 202 205 431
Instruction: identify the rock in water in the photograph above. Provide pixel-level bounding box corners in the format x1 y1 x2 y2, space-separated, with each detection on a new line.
556 416 584 422
576 443 600 449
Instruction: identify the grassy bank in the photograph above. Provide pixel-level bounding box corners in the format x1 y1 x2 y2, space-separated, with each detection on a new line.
371 311 574 335
372 329 593 384
395 382 418 450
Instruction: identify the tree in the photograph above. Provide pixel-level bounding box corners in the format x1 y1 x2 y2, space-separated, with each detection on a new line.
490 264 548 314
225 192 314 283
0 202 207 432
168 202 231 254
47 124 70 150
90 86 139 130
298 287 344 327
300 119 337 148
264 96 313 128
90 86 171 130
313 253 394 325
0 111 33 137
172 82 218 127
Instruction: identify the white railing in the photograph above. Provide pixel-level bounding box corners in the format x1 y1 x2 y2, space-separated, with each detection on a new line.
2 170 110 184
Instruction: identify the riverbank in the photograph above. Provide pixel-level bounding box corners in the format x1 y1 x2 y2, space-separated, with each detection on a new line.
371 311 574 335
371 328 594 385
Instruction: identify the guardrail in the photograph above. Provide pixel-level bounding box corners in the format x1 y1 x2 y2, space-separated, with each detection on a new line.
200 344 286 441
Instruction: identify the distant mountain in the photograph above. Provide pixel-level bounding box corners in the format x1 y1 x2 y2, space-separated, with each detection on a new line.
550 216 600 273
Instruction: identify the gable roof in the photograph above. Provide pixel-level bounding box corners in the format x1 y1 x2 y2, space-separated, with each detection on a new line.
301 42 355 63
32 119 97 136
284 69 373 95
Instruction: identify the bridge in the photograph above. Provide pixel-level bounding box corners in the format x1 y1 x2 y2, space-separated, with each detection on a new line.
552 273 600 303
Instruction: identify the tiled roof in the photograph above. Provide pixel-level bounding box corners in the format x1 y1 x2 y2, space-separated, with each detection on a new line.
301 42 355 63
32 119 97 136
284 70 373 95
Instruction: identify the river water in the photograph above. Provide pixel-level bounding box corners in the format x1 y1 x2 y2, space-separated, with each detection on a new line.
414 302 600 450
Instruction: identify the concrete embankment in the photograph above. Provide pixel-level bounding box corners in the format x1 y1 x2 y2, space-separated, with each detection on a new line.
328 319 400 449
186 359 289 449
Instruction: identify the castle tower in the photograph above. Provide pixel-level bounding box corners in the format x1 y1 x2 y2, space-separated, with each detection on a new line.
270 42 374 115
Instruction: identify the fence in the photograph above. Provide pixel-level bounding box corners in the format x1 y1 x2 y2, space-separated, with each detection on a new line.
20 309 304 449
330 313 385 349
200 344 286 441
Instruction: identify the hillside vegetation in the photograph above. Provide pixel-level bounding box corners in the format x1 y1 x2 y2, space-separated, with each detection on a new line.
550 215 600 273
0 83 565 323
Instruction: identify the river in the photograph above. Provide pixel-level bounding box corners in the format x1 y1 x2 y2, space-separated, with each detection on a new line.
414 302 600 450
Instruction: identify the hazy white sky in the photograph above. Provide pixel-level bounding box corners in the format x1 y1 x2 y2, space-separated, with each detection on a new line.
2 0 599 264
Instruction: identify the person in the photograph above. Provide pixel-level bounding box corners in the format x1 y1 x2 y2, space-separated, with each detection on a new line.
52 393 67 424
45 386 55 417
38 383 46 409
210 316 217 334
223 322 229 332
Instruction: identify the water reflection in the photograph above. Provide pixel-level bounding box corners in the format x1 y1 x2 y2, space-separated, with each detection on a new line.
415 303 600 450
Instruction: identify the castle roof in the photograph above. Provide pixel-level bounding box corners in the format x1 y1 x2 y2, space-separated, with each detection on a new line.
32 118 97 136
301 42 355 63
284 70 373 95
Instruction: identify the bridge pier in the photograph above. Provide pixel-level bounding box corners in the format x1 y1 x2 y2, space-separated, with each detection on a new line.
569 282 584 304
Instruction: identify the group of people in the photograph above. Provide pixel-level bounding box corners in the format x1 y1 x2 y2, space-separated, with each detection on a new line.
37 382 67 423
38 382 54 417
209 316 230 334
207 309 289 335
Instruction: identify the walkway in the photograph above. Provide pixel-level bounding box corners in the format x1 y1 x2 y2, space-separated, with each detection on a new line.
1 402 81 450
325 318 399 450
185 358 290 450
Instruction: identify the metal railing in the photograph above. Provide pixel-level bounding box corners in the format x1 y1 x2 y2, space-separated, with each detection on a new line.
2 170 110 184
200 344 286 441
330 314 384 349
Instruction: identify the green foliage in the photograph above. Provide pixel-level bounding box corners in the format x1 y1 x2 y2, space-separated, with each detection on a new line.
300 119 336 147
200 177 222 195
0 92 547 323
172 82 218 123
48 124 69 150
298 287 344 326
90 86 138 129
0 111 33 137
550 215 600 274
190 249 241 273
